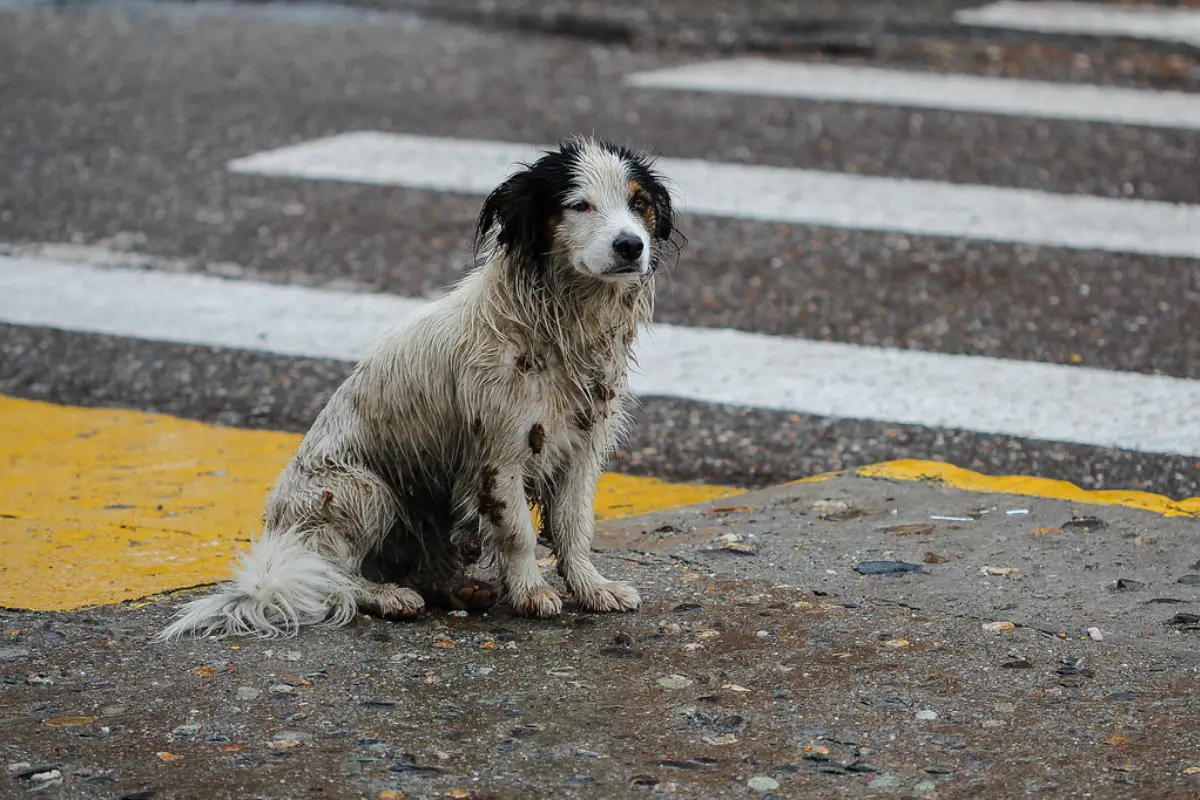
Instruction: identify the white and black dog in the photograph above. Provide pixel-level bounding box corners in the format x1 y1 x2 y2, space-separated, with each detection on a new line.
159 136 679 640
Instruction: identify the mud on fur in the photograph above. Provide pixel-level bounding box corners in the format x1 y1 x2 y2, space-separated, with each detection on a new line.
158 136 681 640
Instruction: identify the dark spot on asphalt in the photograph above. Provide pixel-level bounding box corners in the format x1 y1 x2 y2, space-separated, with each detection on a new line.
1062 516 1107 531
478 466 506 526
853 560 925 576
1113 578 1146 592
1001 658 1034 669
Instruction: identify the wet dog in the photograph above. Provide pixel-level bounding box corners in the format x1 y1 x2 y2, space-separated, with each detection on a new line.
159 137 679 639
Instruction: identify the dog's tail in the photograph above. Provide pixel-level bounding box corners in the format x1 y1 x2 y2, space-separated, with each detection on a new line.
156 528 358 641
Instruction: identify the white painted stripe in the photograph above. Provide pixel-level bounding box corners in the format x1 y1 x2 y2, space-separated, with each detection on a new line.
626 58 1200 131
227 131 1200 260
955 1 1200 47
2 248 1198 458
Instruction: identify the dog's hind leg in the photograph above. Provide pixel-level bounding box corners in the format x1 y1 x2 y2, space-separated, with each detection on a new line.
351 577 425 620
547 456 641 613
419 576 499 611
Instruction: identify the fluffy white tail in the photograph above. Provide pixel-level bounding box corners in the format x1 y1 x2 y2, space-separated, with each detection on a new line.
157 529 357 641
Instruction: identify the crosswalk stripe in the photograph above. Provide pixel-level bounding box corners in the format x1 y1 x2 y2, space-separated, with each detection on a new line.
956 1 1200 47
227 131 1200 260
3 247 1198 458
626 58 1200 131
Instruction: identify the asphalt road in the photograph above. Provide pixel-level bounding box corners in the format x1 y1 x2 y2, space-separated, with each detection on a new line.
1 0 1198 496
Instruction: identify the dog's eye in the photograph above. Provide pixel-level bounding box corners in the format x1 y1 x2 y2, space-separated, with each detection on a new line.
567 200 593 213
631 195 649 213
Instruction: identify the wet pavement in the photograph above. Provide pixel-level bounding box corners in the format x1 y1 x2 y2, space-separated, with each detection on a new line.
4 472 1198 799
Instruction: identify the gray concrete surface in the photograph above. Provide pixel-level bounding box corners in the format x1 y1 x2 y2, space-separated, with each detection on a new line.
3 473 1197 799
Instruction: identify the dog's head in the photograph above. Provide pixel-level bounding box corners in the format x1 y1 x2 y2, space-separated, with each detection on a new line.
476 137 678 281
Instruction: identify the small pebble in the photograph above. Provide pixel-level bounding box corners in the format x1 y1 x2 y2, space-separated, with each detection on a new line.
235 687 261 701
170 724 203 739
869 773 903 789
915 710 938 721
747 776 779 791
701 734 738 746
1087 627 1104 641
657 675 693 690
0 647 30 662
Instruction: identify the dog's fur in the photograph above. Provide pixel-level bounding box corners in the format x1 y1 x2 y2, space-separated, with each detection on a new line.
158 137 679 640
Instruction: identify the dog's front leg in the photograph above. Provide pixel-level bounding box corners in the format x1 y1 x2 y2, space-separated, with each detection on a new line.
482 465 563 618
550 456 641 613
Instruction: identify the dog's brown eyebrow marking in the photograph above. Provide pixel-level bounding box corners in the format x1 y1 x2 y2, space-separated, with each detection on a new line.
478 466 506 526
628 180 656 230
528 423 546 454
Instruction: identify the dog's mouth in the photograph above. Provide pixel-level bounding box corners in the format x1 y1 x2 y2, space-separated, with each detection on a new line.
599 260 646 277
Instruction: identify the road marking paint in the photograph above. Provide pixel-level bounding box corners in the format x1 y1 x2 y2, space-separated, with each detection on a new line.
3 247 1199 458
956 1 1200 47
626 58 1200 131
853 459 1200 519
227 131 1200 260
0 394 735 611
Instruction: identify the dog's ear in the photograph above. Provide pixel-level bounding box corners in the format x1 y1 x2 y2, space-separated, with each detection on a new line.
475 168 549 268
647 180 675 242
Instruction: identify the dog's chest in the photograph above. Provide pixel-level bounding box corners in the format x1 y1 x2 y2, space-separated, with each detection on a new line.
503 342 625 464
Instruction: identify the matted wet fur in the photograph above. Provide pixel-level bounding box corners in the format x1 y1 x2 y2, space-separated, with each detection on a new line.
159 136 680 639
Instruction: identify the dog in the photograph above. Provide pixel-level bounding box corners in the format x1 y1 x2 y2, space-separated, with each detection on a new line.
158 136 679 640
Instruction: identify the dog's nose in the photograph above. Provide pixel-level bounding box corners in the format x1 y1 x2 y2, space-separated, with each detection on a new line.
612 232 644 262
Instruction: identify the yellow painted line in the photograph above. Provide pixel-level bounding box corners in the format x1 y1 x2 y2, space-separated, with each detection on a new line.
855 459 1200 519
0 394 735 612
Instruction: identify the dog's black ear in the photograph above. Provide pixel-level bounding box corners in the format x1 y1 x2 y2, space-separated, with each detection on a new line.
475 168 549 268
648 180 676 242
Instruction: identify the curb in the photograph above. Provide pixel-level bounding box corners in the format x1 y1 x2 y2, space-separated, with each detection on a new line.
784 458 1200 519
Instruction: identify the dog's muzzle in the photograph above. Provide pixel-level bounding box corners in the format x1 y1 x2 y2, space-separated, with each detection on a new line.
608 232 646 274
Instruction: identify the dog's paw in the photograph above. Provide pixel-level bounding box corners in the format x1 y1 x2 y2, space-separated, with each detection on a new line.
448 578 499 612
512 586 563 618
574 580 641 613
366 585 425 620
